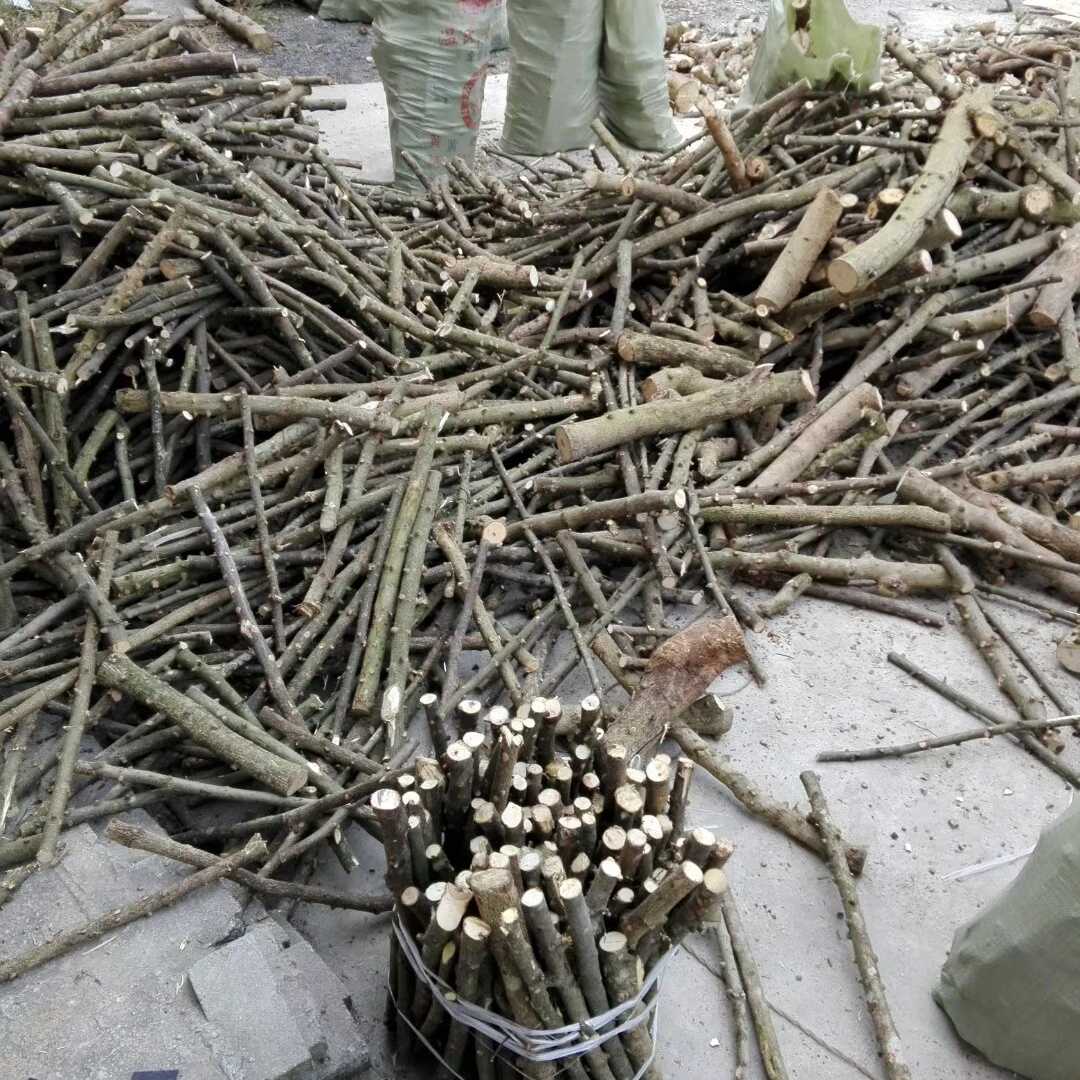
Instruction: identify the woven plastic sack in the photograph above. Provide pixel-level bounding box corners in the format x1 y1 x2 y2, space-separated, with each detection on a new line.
598 0 679 151
935 801 1080 1080
501 0 602 155
492 2 508 51
744 0 881 105
373 0 502 191
318 0 375 23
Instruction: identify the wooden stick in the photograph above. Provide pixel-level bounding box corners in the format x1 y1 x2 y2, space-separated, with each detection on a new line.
829 88 991 293
96 653 308 796
716 876 790 1080
353 409 441 717
37 532 117 865
104 820 391 911
801 772 912 1080
818 711 1080 762
755 188 845 314
0 834 267 984
886 652 1080 787
672 723 867 874
556 371 815 463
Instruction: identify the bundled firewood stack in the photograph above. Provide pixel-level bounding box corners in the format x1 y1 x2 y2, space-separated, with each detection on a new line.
4 0 1080 1012
375 695 732 1080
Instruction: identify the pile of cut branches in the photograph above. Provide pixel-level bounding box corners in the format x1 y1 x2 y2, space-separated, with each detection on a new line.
2 14 1080 1064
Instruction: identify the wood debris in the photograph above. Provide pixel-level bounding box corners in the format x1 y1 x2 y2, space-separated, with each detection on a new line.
2 6 1080 1073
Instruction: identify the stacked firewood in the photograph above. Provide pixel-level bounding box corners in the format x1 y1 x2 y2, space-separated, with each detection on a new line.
4 2 1080 1027
664 21 756 115
375 696 731 1080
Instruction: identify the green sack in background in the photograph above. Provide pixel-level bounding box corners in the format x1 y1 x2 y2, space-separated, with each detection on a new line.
745 0 881 105
374 0 502 191
492 2 508 52
501 0 602 155
318 0 375 23
935 801 1080 1080
598 0 679 151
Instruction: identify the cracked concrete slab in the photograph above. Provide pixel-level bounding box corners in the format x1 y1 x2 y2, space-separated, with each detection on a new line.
0 827 243 1080
189 930 312 1080
0 822 368 1080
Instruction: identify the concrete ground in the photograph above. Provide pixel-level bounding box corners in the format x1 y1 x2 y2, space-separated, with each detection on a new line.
293 6 1079 1080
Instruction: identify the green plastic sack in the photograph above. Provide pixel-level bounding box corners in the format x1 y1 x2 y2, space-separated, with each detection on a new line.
745 0 882 105
501 0 602 155
598 0 679 152
935 801 1080 1080
318 0 375 23
492 3 508 51
373 0 502 191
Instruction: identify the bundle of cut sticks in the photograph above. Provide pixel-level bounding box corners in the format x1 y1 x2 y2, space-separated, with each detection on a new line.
376 695 731 1080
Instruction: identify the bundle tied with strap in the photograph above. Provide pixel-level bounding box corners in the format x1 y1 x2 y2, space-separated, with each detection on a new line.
390 914 674 1077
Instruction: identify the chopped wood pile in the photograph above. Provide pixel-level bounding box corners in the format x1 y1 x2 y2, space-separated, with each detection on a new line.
3 4 1080 1072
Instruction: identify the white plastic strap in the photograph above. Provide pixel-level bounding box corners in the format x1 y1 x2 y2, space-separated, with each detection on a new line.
944 790 1074 882
387 979 663 1080
391 915 673 1074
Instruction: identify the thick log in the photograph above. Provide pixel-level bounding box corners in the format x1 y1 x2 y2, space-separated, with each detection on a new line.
555 370 815 463
34 53 255 96
616 332 754 376
702 503 950 532
712 549 952 593
755 188 845 314
828 88 992 293
96 654 308 796
193 0 273 51
745 383 882 492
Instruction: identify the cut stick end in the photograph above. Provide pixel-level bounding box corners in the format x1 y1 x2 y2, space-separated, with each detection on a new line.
554 425 576 464
281 764 310 797
371 787 402 812
482 519 508 545
826 258 861 295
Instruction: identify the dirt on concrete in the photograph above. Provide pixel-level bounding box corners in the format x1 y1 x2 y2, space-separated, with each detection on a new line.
233 0 1002 86
239 0 746 84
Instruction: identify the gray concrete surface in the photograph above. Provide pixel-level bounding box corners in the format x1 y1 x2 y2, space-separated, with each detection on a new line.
189 931 313 1080
0 818 369 1080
